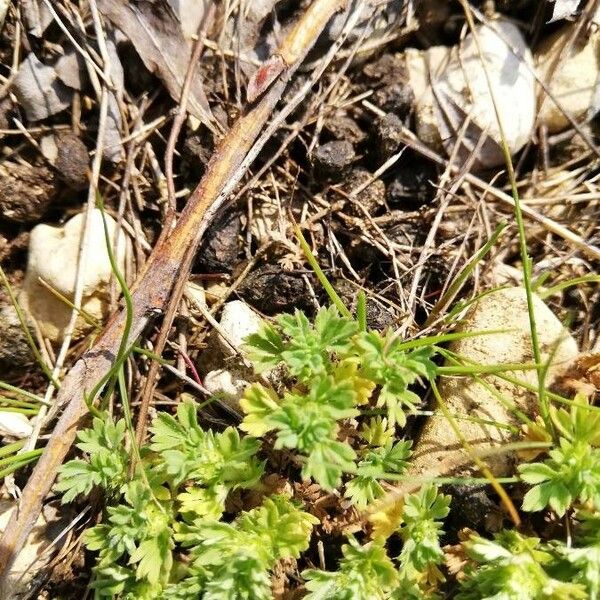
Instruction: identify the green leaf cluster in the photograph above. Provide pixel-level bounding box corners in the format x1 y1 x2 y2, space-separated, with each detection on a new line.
169 494 317 599
397 485 451 574
344 438 411 509
55 416 129 502
242 306 436 490
304 536 398 600
457 530 588 600
303 486 450 599
85 481 174 597
56 401 281 599
519 395 600 516
149 399 264 519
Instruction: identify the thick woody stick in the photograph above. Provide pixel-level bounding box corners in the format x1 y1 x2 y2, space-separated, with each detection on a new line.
0 0 346 582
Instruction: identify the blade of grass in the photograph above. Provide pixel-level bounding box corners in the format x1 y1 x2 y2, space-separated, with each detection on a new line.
0 382 49 405
0 449 43 470
437 362 540 376
0 450 43 479
85 195 135 415
294 224 352 319
0 266 59 388
538 274 600 300
397 328 510 352
356 290 367 331
443 285 512 324
0 440 25 459
430 379 521 526
425 221 507 327
458 0 551 434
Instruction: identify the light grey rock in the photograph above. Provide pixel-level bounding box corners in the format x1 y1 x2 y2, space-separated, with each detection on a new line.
216 300 264 358
410 287 579 478
536 10 600 133
0 412 32 439
0 305 33 373
19 209 128 342
406 19 535 168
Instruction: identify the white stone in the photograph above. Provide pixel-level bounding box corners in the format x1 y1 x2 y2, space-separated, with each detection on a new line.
216 300 264 357
409 287 578 478
19 209 128 342
536 14 600 133
204 367 252 410
406 19 535 168
0 412 33 439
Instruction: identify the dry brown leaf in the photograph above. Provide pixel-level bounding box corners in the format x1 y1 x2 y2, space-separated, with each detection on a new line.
97 0 216 131
13 54 72 121
21 0 52 37
555 353 600 399
444 539 470 580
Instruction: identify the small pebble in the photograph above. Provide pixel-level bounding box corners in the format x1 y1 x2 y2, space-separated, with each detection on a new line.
376 113 405 159
312 140 356 180
239 264 312 314
342 167 386 217
54 133 89 190
0 162 58 223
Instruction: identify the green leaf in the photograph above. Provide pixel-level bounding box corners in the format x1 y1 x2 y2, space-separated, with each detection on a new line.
344 440 411 508
556 535 600 600
277 307 358 381
176 495 316 599
55 415 128 502
129 531 173 586
518 439 600 516
239 384 280 437
303 439 356 490
360 417 395 447
77 416 127 455
344 476 385 509
55 460 102 503
354 331 435 427
457 530 588 600
398 486 451 572
244 323 285 373
177 486 226 520
150 400 263 515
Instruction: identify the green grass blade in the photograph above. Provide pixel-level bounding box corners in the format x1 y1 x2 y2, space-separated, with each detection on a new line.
294 224 352 319
425 221 507 327
0 265 60 387
356 291 367 331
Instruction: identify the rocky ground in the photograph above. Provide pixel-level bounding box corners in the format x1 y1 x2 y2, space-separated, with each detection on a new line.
0 0 599 598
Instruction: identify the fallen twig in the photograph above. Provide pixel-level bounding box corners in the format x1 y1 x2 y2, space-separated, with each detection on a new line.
0 0 347 582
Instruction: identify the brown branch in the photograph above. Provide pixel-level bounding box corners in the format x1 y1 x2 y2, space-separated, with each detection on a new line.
0 0 346 581
133 7 215 452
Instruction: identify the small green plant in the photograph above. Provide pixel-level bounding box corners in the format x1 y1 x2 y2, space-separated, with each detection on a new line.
55 416 130 502
54 300 457 598
169 494 318 599
303 485 450 600
54 294 600 599
56 403 314 598
344 437 411 509
241 305 435 491
149 399 264 518
456 530 588 599
303 536 399 599
518 394 600 516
